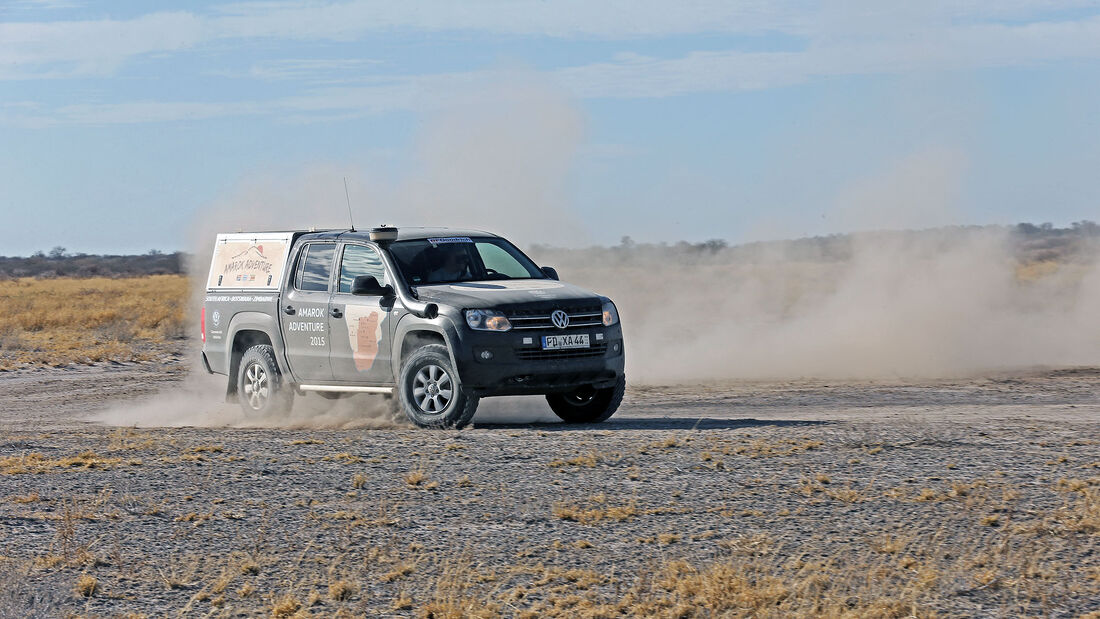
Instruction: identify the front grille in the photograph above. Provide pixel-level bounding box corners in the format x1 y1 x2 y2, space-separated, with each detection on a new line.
515 343 608 361
507 305 603 330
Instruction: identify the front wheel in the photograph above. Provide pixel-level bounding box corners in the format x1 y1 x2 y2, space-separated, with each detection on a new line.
237 345 294 417
546 375 626 424
398 344 479 429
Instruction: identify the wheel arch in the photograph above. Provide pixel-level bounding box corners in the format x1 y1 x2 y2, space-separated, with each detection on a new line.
225 312 287 400
392 317 460 382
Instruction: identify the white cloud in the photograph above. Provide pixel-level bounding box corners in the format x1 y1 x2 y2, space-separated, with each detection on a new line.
6 1 1099 79
3 0 84 10
0 1 806 78
0 12 204 77
6 9 1100 127
246 58 383 82
4 3 1100 125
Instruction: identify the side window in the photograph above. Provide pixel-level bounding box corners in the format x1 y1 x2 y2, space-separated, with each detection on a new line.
294 244 335 292
476 242 531 278
338 244 386 293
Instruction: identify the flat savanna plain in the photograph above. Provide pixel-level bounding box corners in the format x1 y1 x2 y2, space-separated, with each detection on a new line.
0 277 1097 617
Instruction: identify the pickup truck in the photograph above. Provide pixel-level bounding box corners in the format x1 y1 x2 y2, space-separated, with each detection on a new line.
201 227 625 428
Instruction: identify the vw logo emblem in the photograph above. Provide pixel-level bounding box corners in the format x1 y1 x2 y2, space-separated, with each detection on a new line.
551 310 569 329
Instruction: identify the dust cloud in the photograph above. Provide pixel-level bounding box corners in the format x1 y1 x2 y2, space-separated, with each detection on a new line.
536 227 1100 383
91 366 402 429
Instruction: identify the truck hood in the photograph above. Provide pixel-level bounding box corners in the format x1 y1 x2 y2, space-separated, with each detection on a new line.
412 279 604 311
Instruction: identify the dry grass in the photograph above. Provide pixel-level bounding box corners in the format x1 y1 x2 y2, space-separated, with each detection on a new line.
328 579 356 601
0 451 137 475
74 573 98 598
0 275 189 369
548 451 600 468
3 462 1096 617
404 468 428 487
270 594 301 617
553 495 638 525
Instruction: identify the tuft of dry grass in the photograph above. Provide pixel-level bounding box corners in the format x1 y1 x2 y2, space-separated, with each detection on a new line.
417 557 500 619
75 573 98 597
718 437 824 458
270 594 301 617
328 579 356 601
404 460 436 489
391 591 413 610
549 451 600 468
404 468 428 486
381 561 416 582
0 275 189 370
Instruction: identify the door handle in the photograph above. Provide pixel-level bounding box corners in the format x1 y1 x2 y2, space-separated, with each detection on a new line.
331 308 343 318
284 305 296 315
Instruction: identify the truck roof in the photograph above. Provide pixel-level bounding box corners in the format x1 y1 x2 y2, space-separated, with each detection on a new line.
302 227 500 243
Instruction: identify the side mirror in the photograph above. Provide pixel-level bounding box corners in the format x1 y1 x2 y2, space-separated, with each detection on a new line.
351 275 393 296
541 266 559 281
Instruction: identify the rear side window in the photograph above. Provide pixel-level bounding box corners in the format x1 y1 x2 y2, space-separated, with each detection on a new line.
338 244 386 293
294 244 335 292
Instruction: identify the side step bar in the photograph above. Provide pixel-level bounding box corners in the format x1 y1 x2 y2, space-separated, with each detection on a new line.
298 385 393 394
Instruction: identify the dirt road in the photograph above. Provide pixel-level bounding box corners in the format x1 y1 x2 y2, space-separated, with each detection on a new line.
0 361 1097 616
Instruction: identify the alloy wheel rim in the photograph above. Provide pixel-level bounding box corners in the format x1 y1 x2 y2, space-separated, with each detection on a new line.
412 364 453 414
243 362 270 410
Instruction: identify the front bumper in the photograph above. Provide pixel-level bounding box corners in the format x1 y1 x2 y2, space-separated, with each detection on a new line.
452 324 625 396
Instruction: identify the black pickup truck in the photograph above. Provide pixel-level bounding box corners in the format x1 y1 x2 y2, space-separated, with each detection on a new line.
201 226 625 428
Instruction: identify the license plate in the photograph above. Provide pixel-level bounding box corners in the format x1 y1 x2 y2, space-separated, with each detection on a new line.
542 334 590 350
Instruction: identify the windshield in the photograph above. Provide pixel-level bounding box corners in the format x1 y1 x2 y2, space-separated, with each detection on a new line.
388 237 546 286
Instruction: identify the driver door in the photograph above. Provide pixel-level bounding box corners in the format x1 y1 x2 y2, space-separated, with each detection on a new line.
280 243 335 381
329 243 396 384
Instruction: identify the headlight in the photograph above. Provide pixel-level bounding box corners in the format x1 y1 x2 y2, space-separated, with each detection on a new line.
465 309 512 331
602 300 619 326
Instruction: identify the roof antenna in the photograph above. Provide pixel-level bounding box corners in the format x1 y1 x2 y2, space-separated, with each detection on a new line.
343 177 356 232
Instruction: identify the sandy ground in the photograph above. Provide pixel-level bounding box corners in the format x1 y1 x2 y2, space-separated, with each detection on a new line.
0 360 1097 616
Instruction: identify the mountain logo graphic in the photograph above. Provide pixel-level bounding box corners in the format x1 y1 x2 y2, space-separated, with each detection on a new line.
228 244 267 260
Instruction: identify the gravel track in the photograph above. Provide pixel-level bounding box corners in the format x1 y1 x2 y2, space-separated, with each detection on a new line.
0 361 1097 617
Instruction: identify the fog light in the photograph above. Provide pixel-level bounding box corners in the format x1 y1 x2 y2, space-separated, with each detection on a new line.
612 343 621 352
479 350 494 360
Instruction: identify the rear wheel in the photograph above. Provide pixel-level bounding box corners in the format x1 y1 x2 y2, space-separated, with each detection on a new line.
237 345 294 417
398 344 479 429
546 375 625 424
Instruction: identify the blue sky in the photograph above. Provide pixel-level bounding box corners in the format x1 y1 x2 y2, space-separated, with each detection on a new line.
2 1 1100 255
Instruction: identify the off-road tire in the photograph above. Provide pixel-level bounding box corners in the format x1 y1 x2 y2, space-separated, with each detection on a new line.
237 345 294 417
398 344 478 429
546 375 626 424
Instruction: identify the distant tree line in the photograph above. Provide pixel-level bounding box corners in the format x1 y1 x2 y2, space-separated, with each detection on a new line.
531 221 1100 268
1011 221 1100 263
0 247 186 279
1 222 1096 279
